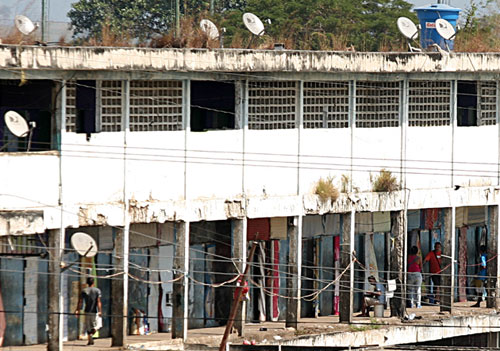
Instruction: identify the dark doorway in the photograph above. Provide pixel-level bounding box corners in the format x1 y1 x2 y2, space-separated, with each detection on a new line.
457 81 477 127
191 81 235 131
0 80 55 152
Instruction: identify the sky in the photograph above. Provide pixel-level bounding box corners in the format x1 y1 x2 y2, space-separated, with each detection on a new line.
0 0 476 24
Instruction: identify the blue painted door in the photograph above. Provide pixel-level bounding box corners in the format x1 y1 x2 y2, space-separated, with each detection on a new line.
1 257 24 346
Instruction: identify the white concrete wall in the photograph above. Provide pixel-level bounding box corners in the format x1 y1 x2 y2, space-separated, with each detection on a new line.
244 130 299 197
454 125 498 188
0 152 59 209
300 129 350 194
186 130 243 199
353 128 402 192
406 126 453 189
62 132 125 204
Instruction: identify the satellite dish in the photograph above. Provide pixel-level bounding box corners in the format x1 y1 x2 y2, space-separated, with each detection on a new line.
4 111 29 137
243 13 265 36
397 17 418 40
71 232 98 257
14 15 37 35
435 18 456 41
200 19 219 40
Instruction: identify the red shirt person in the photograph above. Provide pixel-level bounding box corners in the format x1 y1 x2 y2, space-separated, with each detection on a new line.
424 242 442 302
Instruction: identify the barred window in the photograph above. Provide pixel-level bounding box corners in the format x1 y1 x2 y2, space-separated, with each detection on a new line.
303 81 349 128
130 80 183 131
409 81 451 127
248 81 297 130
65 81 76 132
101 80 123 132
356 81 400 128
478 81 496 126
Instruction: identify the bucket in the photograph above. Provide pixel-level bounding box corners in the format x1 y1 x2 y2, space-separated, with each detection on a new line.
374 304 384 318
414 3 461 50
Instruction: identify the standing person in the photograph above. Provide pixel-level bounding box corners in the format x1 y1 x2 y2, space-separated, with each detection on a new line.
424 242 442 304
75 277 102 345
407 246 423 308
472 245 487 307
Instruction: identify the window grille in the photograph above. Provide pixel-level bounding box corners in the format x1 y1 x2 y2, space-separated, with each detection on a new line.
478 81 496 126
408 81 451 127
303 82 349 128
248 81 297 130
101 80 123 132
356 81 400 128
130 80 183 131
65 81 76 132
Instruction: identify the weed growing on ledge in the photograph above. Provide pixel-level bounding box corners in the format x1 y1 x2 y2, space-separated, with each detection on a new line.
315 177 339 202
371 169 398 193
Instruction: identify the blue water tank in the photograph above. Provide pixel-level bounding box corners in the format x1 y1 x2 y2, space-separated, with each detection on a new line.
414 3 461 50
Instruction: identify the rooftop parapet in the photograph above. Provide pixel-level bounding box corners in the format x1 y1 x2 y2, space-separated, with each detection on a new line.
2 45 500 74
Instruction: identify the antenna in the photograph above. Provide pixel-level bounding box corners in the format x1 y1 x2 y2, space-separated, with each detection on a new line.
243 13 266 36
435 18 456 52
397 17 421 53
3 110 36 152
70 232 98 258
14 15 38 36
200 19 219 40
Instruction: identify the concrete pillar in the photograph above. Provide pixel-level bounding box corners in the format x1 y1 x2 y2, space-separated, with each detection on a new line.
339 211 355 323
47 229 62 351
286 216 302 329
172 221 189 340
232 218 247 336
487 205 499 308
111 228 129 346
390 211 406 317
440 207 455 313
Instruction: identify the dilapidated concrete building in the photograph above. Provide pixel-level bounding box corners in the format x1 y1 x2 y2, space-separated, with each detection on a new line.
1 46 500 348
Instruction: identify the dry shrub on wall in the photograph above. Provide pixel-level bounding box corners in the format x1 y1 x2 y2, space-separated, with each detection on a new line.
82 23 132 47
371 169 399 193
151 16 219 49
315 177 340 203
0 29 36 45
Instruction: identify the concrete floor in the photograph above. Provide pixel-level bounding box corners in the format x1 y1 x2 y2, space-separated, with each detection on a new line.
0 301 495 351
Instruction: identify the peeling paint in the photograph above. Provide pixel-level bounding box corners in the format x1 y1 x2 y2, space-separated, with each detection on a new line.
3 46 500 73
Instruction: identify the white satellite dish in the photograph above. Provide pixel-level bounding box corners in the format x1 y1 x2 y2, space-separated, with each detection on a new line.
71 232 98 258
435 18 456 41
4 110 29 137
14 15 37 36
200 19 219 40
397 17 418 40
243 13 265 36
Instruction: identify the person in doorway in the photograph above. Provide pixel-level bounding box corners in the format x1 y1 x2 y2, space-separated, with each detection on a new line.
407 246 423 308
424 242 442 304
472 245 488 307
75 277 102 345
360 275 386 317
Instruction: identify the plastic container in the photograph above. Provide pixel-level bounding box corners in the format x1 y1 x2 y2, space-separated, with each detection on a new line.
414 3 461 50
374 304 384 318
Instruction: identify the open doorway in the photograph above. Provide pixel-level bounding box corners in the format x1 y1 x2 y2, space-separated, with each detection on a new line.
457 81 477 127
0 80 55 152
191 81 235 131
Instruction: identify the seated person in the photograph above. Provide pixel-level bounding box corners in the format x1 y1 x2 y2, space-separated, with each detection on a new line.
360 275 386 317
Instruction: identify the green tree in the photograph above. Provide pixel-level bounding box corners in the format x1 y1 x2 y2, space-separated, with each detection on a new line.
68 0 176 40
68 0 415 51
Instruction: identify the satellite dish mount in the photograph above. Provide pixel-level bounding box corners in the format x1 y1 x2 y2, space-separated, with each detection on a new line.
2 111 36 152
243 13 268 48
14 15 38 37
62 232 99 272
397 17 421 53
435 18 457 52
